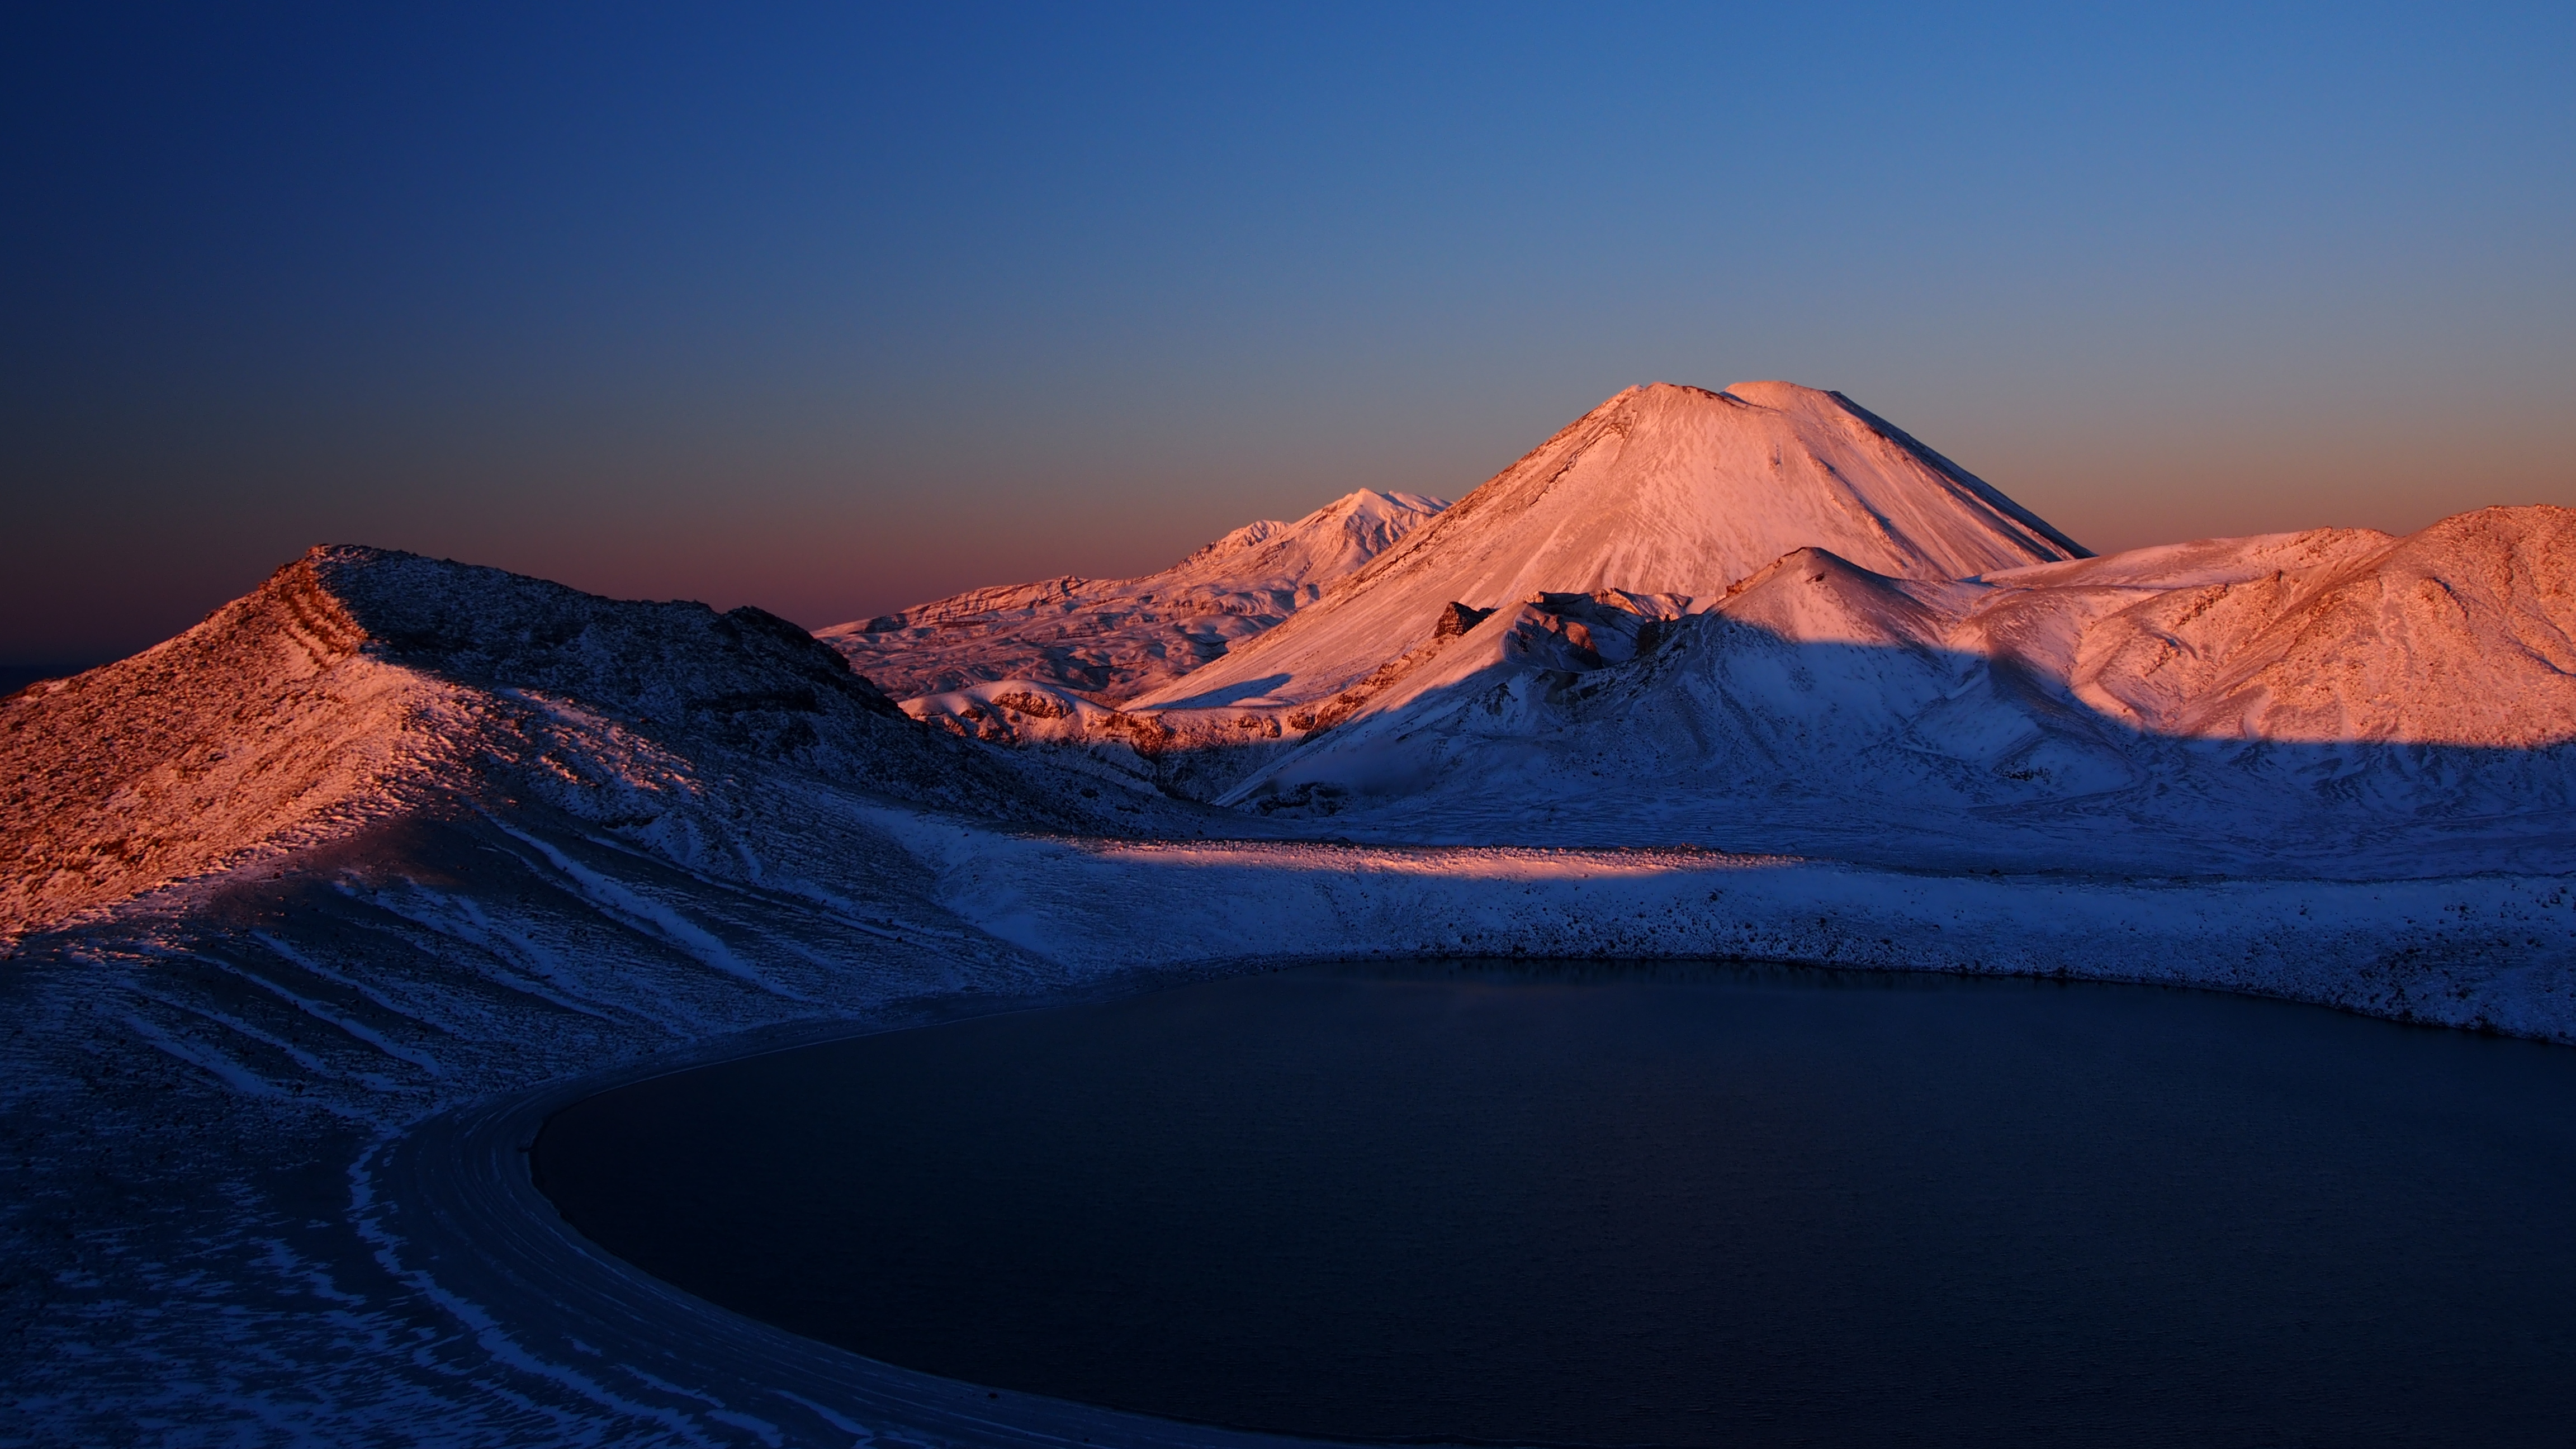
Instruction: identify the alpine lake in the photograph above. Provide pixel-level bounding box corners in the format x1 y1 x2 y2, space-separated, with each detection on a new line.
533 960 2576 1447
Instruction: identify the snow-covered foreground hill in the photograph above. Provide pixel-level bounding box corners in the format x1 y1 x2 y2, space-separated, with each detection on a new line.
4 383 2574 1444
817 489 1445 702
0 545 1178 944
0 546 1236 1442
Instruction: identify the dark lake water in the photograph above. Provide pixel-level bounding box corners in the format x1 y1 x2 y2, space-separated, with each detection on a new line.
533 962 2576 1447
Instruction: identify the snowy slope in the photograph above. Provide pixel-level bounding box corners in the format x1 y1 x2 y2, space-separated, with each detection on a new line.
11 499 2576 1445
0 553 1181 1442
882 382 2576 878
1126 382 2086 710
1223 508 2576 876
2045 507 2576 745
0 546 1180 940
819 489 1445 702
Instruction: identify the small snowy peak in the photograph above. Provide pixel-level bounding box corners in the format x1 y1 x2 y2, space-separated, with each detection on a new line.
1175 489 1447 575
1126 381 2086 711
1255 586 1694 741
1200 519 1289 555
819 488 1448 703
1714 548 1963 652
1207 589 1700 811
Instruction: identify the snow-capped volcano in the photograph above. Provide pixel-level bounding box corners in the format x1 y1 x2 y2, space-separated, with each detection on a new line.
819 488 1445 702
1126 382 2085 710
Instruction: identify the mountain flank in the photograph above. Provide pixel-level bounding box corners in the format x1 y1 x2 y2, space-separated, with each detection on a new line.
0 546 1173 939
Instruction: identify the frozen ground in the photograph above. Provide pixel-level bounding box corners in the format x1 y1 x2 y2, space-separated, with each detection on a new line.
10 801 2573 1446
11 804 2572 1447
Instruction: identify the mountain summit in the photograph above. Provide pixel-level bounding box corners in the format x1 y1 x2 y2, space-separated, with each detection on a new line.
1129 382 2085 708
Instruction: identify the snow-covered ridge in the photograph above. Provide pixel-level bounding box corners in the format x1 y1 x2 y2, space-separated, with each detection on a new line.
1 553 453 936
1214 506 2576 876
818 488 1446 703
0 545 1151 939
2043 508 2576 745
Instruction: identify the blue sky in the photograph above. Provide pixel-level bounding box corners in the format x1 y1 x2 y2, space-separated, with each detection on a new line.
5 2 2570 664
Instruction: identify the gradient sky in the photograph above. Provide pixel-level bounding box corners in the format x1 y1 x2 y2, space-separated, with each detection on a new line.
6 2 2572 669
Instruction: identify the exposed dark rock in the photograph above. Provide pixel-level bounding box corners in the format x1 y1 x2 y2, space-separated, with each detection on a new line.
1436 602 1494 638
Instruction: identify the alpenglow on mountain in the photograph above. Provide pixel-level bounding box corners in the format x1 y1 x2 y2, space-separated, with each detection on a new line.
1129 381 2088 710
8 376 2574 1447
886 381 2576 878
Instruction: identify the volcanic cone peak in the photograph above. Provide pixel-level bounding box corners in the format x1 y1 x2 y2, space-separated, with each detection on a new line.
1128 381 2088 708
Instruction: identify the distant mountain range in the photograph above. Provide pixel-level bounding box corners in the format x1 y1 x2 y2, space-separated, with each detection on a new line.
880 382 2576 875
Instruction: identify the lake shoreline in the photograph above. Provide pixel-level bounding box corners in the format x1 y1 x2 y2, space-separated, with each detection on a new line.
8 815 2575 1443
